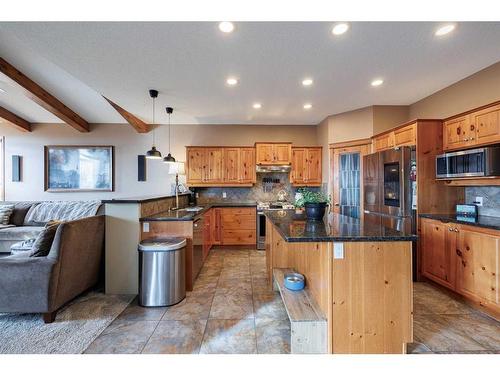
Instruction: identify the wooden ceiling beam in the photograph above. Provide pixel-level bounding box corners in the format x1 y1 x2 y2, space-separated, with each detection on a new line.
103 96 150 133
0 106 32 132
0 57 89 132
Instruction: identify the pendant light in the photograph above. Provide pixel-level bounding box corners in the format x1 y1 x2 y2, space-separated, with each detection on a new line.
145 89 162 159
163 106 176 164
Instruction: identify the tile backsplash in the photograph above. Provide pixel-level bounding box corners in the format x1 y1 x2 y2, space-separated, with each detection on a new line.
195 172 320 204
465 186 500 217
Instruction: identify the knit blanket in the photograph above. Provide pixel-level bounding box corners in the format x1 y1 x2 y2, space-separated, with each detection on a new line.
24 201 101 225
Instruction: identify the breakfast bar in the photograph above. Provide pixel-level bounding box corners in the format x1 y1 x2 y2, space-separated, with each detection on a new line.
264 210 417 354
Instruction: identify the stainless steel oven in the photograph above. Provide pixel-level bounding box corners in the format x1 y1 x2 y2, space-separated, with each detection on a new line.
436 146 500 179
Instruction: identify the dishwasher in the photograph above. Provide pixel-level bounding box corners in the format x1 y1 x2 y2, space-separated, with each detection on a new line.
192 217 204 281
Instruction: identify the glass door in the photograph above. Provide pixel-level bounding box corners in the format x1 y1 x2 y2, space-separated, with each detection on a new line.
332 143 371 219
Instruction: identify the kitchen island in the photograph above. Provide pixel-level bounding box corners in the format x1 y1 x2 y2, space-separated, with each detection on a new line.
264 210 417 354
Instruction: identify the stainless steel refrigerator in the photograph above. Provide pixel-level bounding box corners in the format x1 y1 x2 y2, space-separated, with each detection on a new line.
363 146 418 278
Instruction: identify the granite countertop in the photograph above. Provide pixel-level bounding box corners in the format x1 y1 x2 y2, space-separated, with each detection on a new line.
140 201 257 222
103 193 191 204
419 213 500 231
264 210 418 242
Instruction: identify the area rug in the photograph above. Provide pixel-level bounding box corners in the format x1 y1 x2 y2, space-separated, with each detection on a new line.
0 292 133 354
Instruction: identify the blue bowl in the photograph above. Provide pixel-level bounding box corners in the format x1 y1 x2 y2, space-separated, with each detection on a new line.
284 272 305 291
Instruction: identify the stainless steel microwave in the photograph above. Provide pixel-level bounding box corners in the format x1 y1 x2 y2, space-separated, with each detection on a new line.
436 146 500 179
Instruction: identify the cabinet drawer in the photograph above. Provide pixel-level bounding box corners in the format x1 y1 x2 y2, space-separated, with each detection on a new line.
222 214 256 229
221 207 256 216
222 229 256 245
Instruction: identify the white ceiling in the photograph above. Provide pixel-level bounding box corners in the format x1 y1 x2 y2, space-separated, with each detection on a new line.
1 22 500 126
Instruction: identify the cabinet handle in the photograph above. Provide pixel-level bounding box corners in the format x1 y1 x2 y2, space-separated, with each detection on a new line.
454 228 459 232
464 138 469 142
448 227 453 231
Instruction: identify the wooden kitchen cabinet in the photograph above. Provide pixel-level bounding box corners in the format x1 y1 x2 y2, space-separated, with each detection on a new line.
443 103 500 151
186 146 255 186
255 142 292 165
372 131 395 152
421 219 456 289
290 146 322 186
420 217 499 316
203 210 212 260
394 123 416 146
220 207 256 245
212 208 222 245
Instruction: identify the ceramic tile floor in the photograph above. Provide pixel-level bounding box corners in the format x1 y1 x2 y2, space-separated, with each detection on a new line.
85 247 290 354
85 247 500 354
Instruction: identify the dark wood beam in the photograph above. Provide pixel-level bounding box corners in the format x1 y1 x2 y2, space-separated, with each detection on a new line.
103 96 150 133
0 57 89 132
0 106 31 132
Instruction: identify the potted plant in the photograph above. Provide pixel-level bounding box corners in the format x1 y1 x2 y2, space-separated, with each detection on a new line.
294 188 330 221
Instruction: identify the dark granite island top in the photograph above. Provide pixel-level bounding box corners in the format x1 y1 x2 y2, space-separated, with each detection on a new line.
264 210 417 242
419 213 500 231
140 201 257 222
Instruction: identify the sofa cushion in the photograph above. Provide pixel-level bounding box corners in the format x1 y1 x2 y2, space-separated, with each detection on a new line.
10 202 39 226
30 221 62 258
0 204 15 225
23 200 101 226
0 226 45 241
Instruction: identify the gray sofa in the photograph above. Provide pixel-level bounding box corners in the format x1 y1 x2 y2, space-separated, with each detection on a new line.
0 201 104 323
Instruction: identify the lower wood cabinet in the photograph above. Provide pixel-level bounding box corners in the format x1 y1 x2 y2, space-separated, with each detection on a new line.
219 207 256 245
421 217 499 316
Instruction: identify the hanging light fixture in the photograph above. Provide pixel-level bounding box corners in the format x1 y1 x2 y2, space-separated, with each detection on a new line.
163 106 176 164
145 89 162 159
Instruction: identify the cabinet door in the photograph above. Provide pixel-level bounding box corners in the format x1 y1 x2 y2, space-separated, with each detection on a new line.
212 208 222 245
186 148 205 184
291 148 306 184
421 219 456 289
239 147 256 183
443 116 468 150
473 106 500 146
256 143 274 164
274 144 292 164
306 148 322 185
456 228 499 305
394 124 416 146
205 148 224 182
223 148 240 183
373 132 394 152
203 212 212 260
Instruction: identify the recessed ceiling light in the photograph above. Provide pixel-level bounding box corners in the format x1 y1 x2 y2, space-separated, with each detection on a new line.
435 24 456 37
218 22 234 33
302 78 313 86
332 23 349 36
303 103 312 110
253 103 262 109
226 77 238 86
371 79 384 87
0 88 5 93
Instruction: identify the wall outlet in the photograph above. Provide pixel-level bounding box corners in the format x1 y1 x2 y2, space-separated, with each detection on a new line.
222 191 227 198
142 222 150 232
195 192 199 198
475 196 483 206
333 243 344 259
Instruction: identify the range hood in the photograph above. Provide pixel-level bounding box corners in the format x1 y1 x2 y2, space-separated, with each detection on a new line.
256 165 292 173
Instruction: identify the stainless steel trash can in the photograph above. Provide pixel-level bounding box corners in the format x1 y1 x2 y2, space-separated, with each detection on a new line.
138 237 186 307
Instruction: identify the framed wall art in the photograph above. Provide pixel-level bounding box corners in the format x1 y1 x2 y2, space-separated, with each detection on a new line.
44 145 114 192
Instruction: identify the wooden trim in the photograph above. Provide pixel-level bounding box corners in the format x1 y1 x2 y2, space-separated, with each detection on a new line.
103 96 150 133
443 99 500 122
441 177 500 186
0 105 31 132
329 138 372 149
254 141 292 145
371 119 442 139
185 145 254 149
0 57 89 132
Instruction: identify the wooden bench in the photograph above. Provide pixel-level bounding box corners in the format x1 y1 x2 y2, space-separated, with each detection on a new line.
273 268 328 354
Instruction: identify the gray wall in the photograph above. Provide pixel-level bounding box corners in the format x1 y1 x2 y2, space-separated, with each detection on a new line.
464 187 500 217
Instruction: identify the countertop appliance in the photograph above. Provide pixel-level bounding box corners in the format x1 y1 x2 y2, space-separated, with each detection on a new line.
257 201 295 250
436 146 500 179
363 146 418 279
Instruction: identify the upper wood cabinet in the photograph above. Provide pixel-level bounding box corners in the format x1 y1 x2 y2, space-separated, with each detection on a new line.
372 122 417 152
443 103 500 151
186 146 256 187
290 147 322 186
255 142 292 165
420 217 500 316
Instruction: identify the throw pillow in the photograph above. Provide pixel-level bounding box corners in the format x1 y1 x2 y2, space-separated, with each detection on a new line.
0 204 14 225
30 220 63 258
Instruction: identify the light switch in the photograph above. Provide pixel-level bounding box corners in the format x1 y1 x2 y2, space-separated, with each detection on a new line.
333 243 344 259
222 191 227 198
475 196 483 207
143 222 150 232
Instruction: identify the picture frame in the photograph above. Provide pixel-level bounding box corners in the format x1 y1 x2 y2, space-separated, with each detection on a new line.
44 145 114 192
